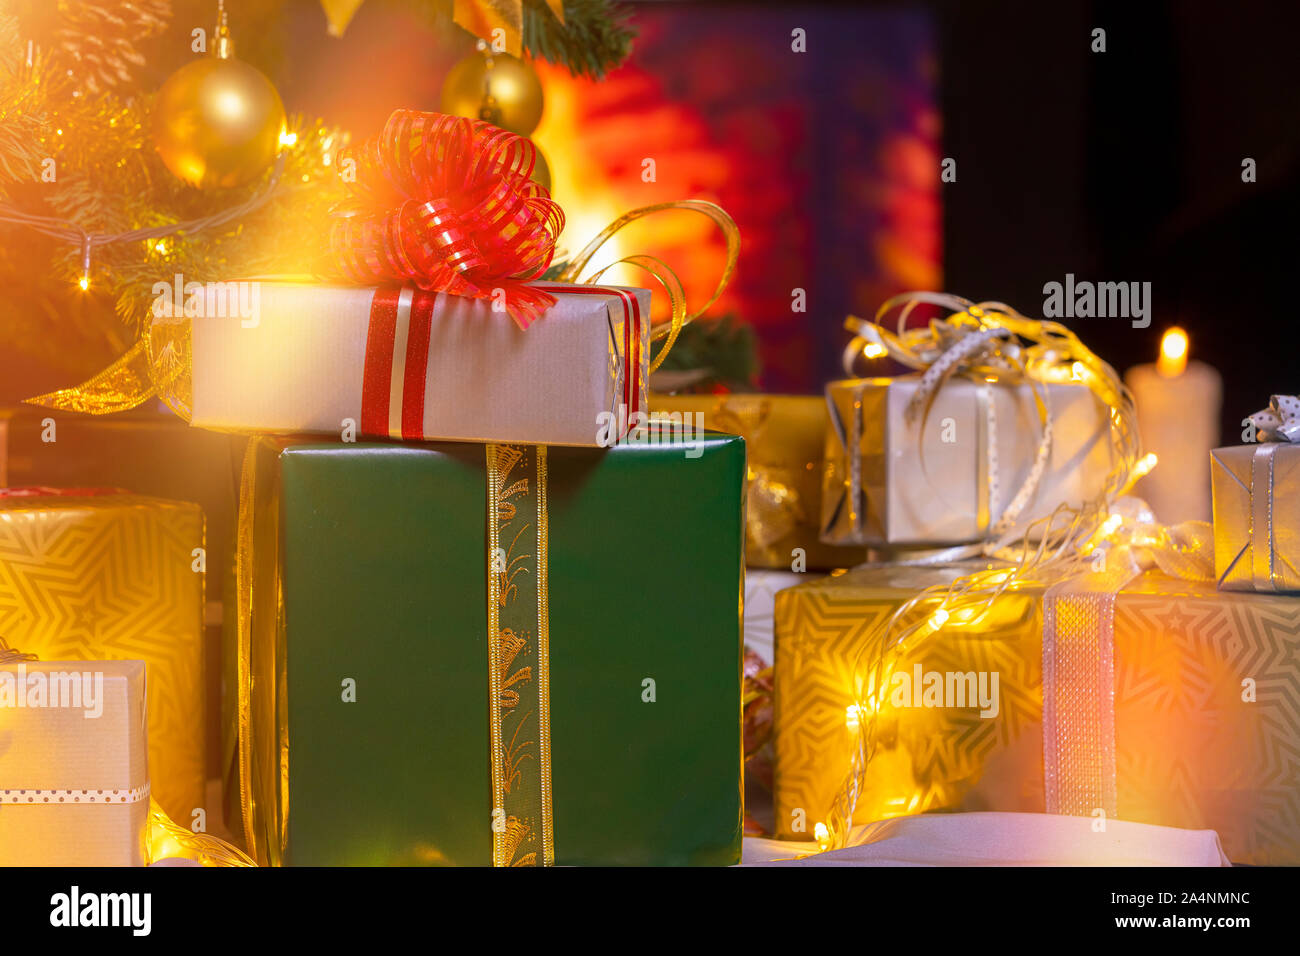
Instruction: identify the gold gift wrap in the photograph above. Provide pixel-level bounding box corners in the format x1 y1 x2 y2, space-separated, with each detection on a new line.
650 393 866 569
821 375 1115 547
0 492 205 822
0 659 149 865
773 564 1300 864
1212 443 1300 592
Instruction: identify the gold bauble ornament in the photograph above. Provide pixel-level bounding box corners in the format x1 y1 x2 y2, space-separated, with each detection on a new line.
151 7 285 189
440 49 543 137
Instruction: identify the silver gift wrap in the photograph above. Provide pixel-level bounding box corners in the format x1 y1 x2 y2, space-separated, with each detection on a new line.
1211 443 1300 592
820 374 1115 547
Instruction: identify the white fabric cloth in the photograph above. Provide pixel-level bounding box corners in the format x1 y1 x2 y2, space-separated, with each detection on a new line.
741 812 1231 866
744 568 817 662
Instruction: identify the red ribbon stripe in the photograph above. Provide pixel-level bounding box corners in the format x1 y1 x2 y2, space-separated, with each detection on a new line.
359 285 642 441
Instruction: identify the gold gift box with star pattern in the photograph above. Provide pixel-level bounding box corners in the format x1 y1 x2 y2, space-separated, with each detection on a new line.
649 393 866 569
0 490 205 824
773 563 1300 864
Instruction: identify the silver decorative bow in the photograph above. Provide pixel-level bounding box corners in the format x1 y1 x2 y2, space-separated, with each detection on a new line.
1248 395 1300 443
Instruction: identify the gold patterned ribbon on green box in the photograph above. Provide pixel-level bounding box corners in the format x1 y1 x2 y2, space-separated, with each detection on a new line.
486 444 553 867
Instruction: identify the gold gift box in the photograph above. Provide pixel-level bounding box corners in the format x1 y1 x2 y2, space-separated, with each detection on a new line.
649 393 866 569
821 375 1114 546
773 564 1300 864
1212 443 1300 592
0 492 205 823
0 659 149 865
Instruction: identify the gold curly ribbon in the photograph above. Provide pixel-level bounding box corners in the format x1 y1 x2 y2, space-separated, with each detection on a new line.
557 199 740 375
147 798 257 866
0 636 36 665
24 201 739 416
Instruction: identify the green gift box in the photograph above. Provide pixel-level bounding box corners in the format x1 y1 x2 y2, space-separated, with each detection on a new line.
229 430 746 866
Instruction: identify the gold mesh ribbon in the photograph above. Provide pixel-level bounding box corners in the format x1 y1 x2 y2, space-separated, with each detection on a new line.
486 444 553 866
147 799 257 866
25 201 739 416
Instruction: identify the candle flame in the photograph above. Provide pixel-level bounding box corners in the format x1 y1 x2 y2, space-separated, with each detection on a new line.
1157 327 1188 378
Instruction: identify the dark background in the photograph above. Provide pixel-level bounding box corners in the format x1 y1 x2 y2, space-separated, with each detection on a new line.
933 0 1297 439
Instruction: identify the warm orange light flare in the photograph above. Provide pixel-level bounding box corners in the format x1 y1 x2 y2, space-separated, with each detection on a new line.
1157 327 1188 378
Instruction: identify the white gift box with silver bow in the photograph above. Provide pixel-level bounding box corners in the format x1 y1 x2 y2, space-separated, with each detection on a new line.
1212 395 1300 592
821 373 1116 547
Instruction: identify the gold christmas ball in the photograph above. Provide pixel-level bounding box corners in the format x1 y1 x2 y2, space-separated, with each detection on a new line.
152 55 286 189
440 52 543 137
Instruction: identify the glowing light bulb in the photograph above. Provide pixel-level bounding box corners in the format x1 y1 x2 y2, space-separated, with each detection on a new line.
1157 327 1188 378
813 822 831 851
861 342 887 359
1133 452 1157 478
279 129 298 148
845 703 866 731
77 274 89 291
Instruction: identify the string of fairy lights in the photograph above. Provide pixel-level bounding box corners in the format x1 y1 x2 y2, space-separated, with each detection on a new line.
0 1 294 293
0 152 286 291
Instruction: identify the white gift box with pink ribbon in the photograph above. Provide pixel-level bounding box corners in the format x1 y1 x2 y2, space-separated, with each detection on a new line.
184 281 651 447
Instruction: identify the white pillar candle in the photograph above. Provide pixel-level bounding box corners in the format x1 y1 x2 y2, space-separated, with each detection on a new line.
1124 328 1222 523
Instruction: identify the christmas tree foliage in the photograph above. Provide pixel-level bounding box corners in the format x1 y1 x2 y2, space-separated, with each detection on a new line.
0 0 634 382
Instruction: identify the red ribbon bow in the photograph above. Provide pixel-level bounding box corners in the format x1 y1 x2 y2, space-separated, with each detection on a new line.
330 110 565 329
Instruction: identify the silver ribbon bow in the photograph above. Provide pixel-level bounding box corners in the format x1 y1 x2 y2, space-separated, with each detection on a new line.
841 293 1056 560
1248 394 1300 443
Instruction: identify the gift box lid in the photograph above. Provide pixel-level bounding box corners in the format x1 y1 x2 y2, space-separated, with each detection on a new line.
0 658 147 793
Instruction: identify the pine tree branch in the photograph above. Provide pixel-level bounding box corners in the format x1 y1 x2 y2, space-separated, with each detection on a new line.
523 0 635 78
